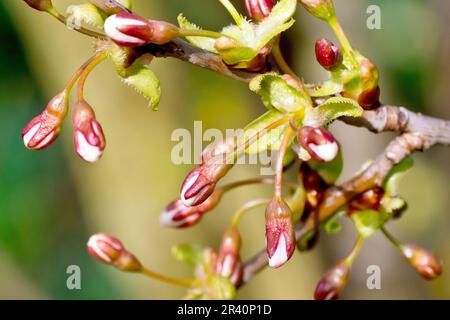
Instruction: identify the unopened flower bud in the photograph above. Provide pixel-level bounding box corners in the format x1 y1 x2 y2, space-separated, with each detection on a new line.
23 0 53 11
348 187 384 215
22 92 68 150
244 0 274 22
87 233 142 272
314 262 350 300
72 100 106 163
299 126 339 162
104 13 179 47
216 227 242 279
358 86 380 110
298 0 335 21
401 244 443 280
89 0 130 15
315 38 342 71
201 137 236 165
160 190 224 228
265 197 296 268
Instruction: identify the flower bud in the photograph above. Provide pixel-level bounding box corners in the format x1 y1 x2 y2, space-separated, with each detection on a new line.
89 0 130 15
22 92 68 150
104 12 179 47
401 244 443 280
87 233 142 272
201 137 236 165
216 227 242 279
314 262 350 300
358 59 380 110
315 38 342 71
160 190 224 228
23 0 53 11
348 187 384 215
298 126 339 162
244 0 274 22
265 197 296 268
72 100 106 163
298 0 335 21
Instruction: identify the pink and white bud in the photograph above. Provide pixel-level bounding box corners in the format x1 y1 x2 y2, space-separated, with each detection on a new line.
104 12 179 47
265 197 296 268
401 244 443 280
216 227 242 279
160 190 223 228
299 126 339 162
87 233 142 272
314 262 350 300
22 92 67 150
72 100 106 163
244 0 274 22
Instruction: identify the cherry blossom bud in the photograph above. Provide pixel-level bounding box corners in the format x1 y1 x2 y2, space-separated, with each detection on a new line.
298 0 335 21
265 197 296 268
160 190 224 228
401 244 443 280
89 0 130 15
315 38 342 71
23 0 53 11
104 12 179 47
244 0 274 22
216 227 242 279
22 92 68 150
348 187 384 215
314 262 350 300
201 137 236 165
180 162 231 207
87 233 142 272
299 126 339 162
72 100 106 163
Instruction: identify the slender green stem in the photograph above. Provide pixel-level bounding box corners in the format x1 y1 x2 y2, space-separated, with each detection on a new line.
274 128 295 197
328 16 353 57
272 37 299 80
380 226 402 250
179 29 226 40
221 178 298 193
141 267 198 288
344 236 364 266
219 0 243 26
76 51 108 100
231 198 272 227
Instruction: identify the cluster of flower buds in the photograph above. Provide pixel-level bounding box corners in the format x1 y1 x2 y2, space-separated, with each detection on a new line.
244 0 274 22
265 196 296 268
215 226 243 286
298 0 336 22
72 100 106 162
22 92 68 150
314 262 349 300
160 189 224 228
400 244 443 280
89 0 131 15
298 126 339 162
315 38 342 71
347 187 384 215
23 0 53 12
87 233 142 272
104 12 179 47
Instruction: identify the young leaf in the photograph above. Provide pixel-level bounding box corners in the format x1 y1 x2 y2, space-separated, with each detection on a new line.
177 14 218 53
308 150 343 184
66 3 105 30
171 244 204 267
323 213 342 234
383 157 414 195
305 97 363 127
351 210 386 238
309 79 343 98
250 74 309 113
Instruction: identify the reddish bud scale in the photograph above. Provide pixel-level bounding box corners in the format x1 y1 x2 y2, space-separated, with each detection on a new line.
299 126 339 163
299 163 328 220
401 244 443 280
244 0 274 22
314 262 350 300
315 38 342 71
347 187 384 215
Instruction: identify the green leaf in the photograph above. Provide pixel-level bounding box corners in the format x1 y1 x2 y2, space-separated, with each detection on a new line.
351 210 386 238
240 110 287 154
171 244 204 267
66 3 105 30
323 210 344 234
309 79 344 97
177 14 218 53
305 97 363 127
308 150 343 184
383 157 414 195
250 74 309 113
120 54 161 110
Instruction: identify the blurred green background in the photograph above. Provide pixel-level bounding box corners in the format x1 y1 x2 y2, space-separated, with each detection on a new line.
0 0 449 299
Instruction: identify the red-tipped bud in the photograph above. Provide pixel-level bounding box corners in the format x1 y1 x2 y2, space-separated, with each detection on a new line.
315 38 342 71
23 0 53 11
244 0 274 22
299 126 339 162
401 244 443 280
314 262 350 300
89 0 130 15
160 190 223 228
104 12 179 47
87 233 142 272
265 197 296 268
348 187 384 214
72 100 106 163
299 0 335 21
22 92 67 150
216 227 242 280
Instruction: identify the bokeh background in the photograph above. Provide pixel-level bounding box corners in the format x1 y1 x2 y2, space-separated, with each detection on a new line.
0 0 449 299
